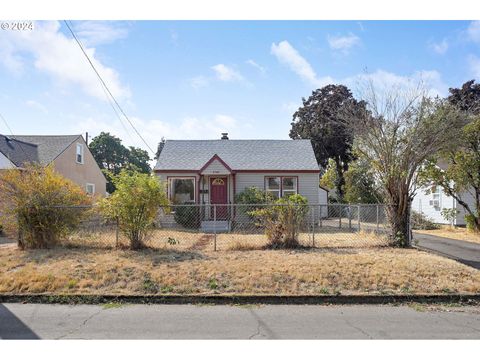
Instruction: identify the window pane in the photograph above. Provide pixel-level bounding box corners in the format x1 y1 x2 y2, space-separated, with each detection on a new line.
282 177 296 190
266 177 280 190
171 179 195 204
267 190 280 199
282 190 296 198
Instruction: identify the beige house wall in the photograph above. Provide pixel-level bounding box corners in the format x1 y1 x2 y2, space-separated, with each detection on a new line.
52 136 107 196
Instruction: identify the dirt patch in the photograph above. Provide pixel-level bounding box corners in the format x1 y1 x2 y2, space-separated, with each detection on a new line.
189 234 214 251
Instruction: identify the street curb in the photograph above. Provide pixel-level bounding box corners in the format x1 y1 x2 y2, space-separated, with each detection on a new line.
1 293 480 305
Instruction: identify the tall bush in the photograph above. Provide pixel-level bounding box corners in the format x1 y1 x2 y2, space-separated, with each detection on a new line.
99 171 168 249
250 194 308 249
0 164 92 248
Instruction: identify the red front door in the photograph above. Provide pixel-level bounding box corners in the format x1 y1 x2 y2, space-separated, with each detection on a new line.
210 177 228 219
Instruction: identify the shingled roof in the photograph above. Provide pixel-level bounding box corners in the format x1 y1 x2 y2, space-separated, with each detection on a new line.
0 134 39 167
0 134 82 167
154 139 319 171
10 135 82 166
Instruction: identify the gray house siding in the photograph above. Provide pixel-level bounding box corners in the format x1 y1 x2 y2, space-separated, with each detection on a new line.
235 172 320 204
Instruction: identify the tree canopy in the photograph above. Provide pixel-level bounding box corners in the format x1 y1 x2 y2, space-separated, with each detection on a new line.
89 132 152 193
447 80 480 115
289 84 366 201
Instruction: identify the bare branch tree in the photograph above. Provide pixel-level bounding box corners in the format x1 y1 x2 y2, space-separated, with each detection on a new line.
339 80 465 246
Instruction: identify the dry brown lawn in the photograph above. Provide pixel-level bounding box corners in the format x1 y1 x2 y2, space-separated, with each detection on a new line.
415 227 480 244
0 244 479 296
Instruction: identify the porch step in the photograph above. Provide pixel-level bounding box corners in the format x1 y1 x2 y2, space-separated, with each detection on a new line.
201 221 231 233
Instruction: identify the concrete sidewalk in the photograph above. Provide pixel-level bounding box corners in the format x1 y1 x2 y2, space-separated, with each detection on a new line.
414 233 480 269
1 303 480 339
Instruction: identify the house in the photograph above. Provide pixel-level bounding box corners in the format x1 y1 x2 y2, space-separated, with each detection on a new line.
412 161 476 226
154 134 328 228
412 184 475 226
0 134 107 196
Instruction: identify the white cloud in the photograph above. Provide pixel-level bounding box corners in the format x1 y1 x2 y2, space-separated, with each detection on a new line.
0 21 130 101
189 75 210 89
246 59 266 75
345 69 447 98
430 38 449 54
468 55 480 79
271 40 334 87
327 33 360 53
467 21 480 43
72 114 243 155
73 21 129 47
25 100 48 114
211 64 244 82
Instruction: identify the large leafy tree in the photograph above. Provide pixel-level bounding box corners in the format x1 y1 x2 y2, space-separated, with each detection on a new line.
419 80 480 232
89 132 152 193
340 82 465 247
447 80 480 115
289 84 366 202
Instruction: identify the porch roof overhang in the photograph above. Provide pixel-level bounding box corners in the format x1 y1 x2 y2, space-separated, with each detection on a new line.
198 154 233 175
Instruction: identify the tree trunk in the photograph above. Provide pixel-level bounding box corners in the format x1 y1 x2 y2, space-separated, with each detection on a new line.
334 157 346 202
386 200 411 247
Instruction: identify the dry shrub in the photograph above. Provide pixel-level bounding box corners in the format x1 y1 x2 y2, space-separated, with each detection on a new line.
226 240 263 251
0 164 92 249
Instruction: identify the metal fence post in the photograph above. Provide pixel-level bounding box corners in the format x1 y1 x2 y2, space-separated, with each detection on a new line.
339 205 342 228
115 217 119 248
357 205 361 231
376 204 380 232
213 204 217 251
311 206 315 247
348 205 352 229
319 205 323 228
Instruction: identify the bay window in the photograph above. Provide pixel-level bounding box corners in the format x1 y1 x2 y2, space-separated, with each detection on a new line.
168 177 196 204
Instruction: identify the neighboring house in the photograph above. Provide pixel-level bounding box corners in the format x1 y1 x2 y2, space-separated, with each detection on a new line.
412 160 476 226
0 134 107 196
154 134 328 228
412 184 475 226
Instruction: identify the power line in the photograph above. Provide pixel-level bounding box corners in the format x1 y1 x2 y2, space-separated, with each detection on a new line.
63 20 155 154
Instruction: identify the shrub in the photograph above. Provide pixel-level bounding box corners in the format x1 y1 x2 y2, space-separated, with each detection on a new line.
99 171 168 249
465 214 479 232
250 194 309 249
0 164 92 248
234 186 274 220
174 205 200 229
441 208 458 228
411 210 440 230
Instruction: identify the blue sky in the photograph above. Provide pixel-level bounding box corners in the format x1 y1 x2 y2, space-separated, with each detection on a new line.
1 20 479 156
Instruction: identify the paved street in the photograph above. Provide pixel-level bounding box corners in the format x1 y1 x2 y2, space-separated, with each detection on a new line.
414 233 480 269
1 303 480 339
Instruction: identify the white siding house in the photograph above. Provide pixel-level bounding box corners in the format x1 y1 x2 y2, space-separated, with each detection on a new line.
412 184 476 225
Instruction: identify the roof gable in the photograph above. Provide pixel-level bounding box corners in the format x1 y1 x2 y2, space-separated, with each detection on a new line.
154 139 319 172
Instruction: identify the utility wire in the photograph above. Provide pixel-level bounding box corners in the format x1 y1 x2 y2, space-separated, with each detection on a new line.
63 20 155 154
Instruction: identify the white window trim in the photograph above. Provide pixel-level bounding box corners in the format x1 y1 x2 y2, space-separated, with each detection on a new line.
86 183 95 195
281 176 298 197
168 177 196 204
265 176 281 198
76 143 84 164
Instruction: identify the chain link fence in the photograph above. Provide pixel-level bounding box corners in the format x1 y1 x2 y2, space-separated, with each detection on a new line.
44 203 393 251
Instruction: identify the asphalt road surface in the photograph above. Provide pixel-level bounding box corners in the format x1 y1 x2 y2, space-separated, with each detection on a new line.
1 303 480 339
414 233 480 269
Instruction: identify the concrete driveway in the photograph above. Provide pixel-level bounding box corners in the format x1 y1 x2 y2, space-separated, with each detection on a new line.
414 233 480 269
2 303 480 339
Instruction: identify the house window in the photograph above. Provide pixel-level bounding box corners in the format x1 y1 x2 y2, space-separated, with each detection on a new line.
265 176 298 199
168 177 196 204
265 177 281 199
282 177 298 197
76 143 84 164
86 183 95 195
430 185 441 209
